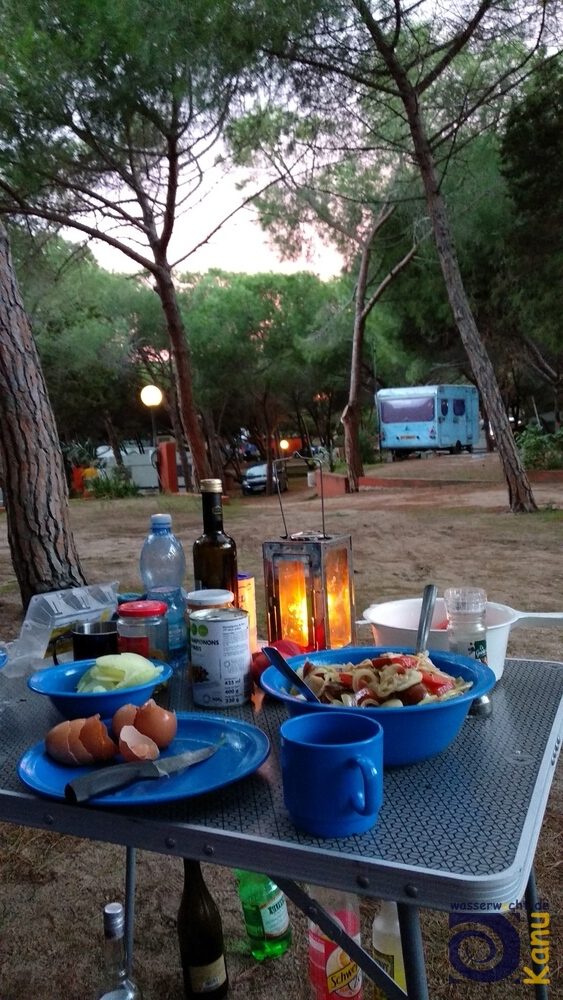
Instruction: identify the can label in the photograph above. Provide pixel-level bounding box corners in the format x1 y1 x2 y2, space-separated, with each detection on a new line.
190 607 251 707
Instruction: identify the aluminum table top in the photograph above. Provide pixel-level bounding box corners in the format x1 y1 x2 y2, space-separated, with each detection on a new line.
0 657 561 911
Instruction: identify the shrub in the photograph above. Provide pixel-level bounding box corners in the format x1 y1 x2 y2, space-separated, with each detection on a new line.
517 426 563 470
90 468 139 498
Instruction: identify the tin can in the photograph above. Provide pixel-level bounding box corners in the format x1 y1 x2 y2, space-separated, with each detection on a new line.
117 600 168 661
189 607 251 707
237 573 258 652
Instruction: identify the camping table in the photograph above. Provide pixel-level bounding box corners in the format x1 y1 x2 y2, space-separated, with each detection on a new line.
0 657 561 999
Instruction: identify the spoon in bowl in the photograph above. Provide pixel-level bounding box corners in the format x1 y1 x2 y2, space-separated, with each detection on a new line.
415 584 438 654
263 646 321 703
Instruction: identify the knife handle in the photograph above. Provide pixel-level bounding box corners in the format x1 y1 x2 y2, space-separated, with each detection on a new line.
65 762 149 804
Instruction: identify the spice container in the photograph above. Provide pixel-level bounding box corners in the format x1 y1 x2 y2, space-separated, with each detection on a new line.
444 587 488 663
117 600 168 661
186 590 234 614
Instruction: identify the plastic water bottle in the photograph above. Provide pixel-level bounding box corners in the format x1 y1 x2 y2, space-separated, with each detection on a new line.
371 900 406 998
307 886 363 1000
235 869 291 960
140 514 188 706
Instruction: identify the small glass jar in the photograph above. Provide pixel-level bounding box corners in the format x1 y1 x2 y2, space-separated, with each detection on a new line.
444 587 488 663
185 589 234 615
117 599 168 661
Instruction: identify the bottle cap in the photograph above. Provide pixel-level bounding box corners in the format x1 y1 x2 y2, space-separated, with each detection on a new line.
150 513 172 528
118 600 168 617
103 902 124 937
444 587 487 613
200 479 223 493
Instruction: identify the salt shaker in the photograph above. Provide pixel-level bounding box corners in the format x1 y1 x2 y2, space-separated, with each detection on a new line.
443 587 488 663
444 587 492 717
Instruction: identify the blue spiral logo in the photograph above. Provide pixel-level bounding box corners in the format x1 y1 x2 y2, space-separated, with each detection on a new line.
448 913 520 983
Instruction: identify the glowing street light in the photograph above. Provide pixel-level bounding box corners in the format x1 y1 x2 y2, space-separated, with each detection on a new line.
140 384 163 448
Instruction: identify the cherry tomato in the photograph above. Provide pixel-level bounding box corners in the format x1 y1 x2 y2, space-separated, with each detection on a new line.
251 639 305 684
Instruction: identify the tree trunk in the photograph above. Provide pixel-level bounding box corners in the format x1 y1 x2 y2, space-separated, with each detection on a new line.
104 412 124 467
166 376 193 492
152 265 212 488
386 90 538 511
0 223 87 609
413 144 537 510
341 401 363 491
343 240 371 490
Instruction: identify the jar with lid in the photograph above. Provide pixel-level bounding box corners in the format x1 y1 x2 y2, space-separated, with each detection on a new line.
443 587 488 663
117 599 169 662
186 590 234 615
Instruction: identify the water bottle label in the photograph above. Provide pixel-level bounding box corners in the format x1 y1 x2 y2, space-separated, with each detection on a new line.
259 890 289 938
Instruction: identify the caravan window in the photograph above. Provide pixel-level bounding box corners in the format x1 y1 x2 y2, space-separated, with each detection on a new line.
453 398 466 416
380 396 435 423
441 399 449 416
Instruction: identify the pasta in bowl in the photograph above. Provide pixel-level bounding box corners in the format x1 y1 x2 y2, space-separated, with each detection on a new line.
260 646 495 766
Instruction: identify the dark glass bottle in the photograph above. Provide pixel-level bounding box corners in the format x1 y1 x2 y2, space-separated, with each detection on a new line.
193 479 238 603
177 860 229 1000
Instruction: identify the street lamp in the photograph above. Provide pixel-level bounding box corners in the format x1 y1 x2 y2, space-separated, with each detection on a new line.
140 384 163 448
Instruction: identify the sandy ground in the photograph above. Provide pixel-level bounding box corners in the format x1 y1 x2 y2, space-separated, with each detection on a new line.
0 452 561 999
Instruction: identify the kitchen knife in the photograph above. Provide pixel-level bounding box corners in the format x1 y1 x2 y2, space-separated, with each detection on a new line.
64 740 223 804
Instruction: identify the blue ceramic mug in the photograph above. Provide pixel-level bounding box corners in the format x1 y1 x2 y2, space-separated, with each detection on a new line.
280 711 383 837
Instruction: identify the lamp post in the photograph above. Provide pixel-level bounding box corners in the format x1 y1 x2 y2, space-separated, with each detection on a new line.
140 384 163 449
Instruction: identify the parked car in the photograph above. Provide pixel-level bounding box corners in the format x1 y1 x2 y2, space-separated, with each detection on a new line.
241 463 288 495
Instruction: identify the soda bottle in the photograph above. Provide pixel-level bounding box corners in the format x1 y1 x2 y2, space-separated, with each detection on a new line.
308 886 363 1000
235 869 291 960
371 900 406 998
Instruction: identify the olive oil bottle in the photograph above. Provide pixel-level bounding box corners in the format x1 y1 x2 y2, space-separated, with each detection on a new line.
192 479 238 603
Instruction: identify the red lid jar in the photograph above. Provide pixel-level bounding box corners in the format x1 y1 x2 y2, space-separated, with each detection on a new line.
117 600 168 660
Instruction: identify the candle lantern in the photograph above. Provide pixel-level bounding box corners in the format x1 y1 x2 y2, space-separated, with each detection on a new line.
262 532 355 651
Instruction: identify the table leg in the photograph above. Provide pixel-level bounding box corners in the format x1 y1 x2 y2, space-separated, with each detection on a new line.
524 867 549 1000
124 846 137 977
397 903 429 1000
275 877 431 999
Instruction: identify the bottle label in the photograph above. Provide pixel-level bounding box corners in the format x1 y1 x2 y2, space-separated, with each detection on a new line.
309 914 362 999
259 890 290 938
187 955 227 993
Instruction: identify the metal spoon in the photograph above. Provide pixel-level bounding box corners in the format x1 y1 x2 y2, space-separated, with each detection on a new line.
415 584 438 653
263 646 321 703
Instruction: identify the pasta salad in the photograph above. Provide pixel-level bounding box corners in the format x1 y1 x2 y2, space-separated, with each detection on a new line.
294 651 473 707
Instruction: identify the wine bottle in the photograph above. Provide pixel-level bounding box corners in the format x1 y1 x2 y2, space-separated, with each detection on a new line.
177 859 229 1000
235 869 291 960
193 479 238 603
97 902 142 1000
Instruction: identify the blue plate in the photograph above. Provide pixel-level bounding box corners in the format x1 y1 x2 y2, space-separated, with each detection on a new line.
260 646 496 766
27 659 173 719
18 713 270 805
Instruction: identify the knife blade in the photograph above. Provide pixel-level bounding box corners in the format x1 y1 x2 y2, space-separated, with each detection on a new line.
64 739 224 804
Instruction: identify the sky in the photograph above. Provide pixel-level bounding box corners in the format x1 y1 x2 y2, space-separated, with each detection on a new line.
89 169 344 280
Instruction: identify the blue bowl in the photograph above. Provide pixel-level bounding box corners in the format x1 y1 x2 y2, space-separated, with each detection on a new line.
260 646 496 766
28 659 173 720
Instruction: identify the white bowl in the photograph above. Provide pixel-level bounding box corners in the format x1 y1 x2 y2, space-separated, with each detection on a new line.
361 598 520 681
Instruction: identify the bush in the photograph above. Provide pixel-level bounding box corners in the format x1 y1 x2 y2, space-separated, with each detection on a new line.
90 468 139 498
517 426 563 470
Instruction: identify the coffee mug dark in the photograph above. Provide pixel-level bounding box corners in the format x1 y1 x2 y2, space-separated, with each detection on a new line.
53 620 118 665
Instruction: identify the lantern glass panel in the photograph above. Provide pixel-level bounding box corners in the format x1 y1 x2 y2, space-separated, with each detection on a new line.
325 547 353 647
277 559 310 647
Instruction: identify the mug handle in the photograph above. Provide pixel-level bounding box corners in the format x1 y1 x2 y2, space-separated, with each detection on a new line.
52 631 72 666
350 756 380 816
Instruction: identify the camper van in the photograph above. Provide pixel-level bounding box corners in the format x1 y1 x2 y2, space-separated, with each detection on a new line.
376 385 480 459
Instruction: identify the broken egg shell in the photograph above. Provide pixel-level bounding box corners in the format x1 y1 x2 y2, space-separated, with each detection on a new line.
45 719 96 766
79 714 117 761
133 699 177 749
111 703 139 740
119 725 160 762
